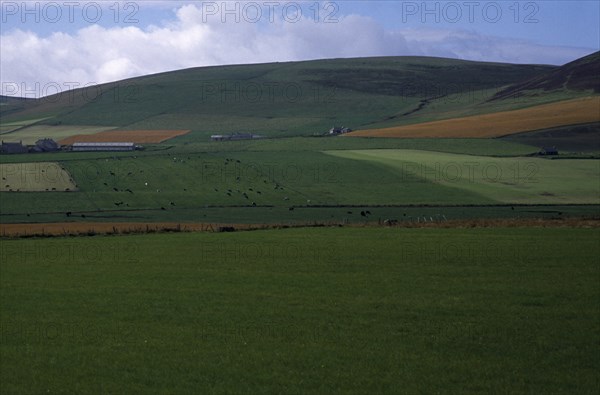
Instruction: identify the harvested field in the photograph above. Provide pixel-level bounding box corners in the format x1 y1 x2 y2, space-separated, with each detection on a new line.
0 162 77 192
58 129 190 145
1 218 598 238
349 96 600 138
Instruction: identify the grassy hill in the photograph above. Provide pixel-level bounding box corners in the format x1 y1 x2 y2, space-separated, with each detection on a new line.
0 95 32 106
1 57 558 139
492 51 600 101
502 122 600 152
0 95 35 120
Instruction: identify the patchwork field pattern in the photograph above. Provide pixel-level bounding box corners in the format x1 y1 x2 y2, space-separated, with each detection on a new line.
0 162 78 192
1 146 598 223
326 149 600 204
349 97 600 138
58 129 191 145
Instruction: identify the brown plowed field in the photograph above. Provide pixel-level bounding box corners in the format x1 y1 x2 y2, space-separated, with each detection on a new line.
348 97 600 138
58 129 190 145
1 218 598 238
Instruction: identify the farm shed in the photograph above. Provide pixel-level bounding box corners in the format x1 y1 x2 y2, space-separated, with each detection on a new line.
539 147 559 155
211 133 263 141
72 142 137 152
0 140 28 154
329 126 352 135
230 133 261 140
211 134 227 141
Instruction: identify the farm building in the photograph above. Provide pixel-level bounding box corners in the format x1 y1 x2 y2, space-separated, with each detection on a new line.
211 134 227 141
32 138 60 153
211 133 263 141
539 147 559 155
231 132 262 141
72 142 137 152
329 126 352 135
0 140 28 154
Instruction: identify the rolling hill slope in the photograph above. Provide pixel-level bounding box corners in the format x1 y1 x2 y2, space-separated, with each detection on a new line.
492 51 600 100
1 57 557 139
351 52 600 139
3 54 599 142
0 95 35 119
348 96 600 138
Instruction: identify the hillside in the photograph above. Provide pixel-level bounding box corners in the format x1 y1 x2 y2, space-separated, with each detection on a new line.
492 51 600 100
0 95 31 105
348 97 600 138
1 57 555 139
0 95 34 118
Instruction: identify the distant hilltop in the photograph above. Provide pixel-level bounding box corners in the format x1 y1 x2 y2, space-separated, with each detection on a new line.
2 53 598 139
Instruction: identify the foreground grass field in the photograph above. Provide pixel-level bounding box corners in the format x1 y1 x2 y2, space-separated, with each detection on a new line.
1 227 598 394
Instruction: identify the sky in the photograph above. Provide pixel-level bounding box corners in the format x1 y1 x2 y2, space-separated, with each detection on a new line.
1 0 599 97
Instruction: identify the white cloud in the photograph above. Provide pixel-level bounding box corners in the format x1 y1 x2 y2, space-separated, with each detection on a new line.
0 4 594 97
400 29 591 65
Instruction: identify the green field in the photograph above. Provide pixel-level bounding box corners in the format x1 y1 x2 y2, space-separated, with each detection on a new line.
502 122 600 152
0 117 51 135
0 138 598 223
0 125 116 145
1 55 597 225
1 227 598 394
0 162 78 192
327 149 600 204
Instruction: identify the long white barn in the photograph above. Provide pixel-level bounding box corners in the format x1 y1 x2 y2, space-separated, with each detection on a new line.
72 142 136 152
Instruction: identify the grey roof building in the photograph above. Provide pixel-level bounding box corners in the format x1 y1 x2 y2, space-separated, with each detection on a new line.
33 138 60 153
0 141 28 154
72 142 136 152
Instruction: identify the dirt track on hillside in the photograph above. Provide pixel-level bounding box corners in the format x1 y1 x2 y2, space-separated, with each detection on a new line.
348 97 600 138
58 130 190 145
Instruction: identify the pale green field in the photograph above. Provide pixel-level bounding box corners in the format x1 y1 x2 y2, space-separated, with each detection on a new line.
0 117 50 127
0 117 51 135
0 162 78 192
0 125 21 134
326 149 600 204
0 125 116 145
